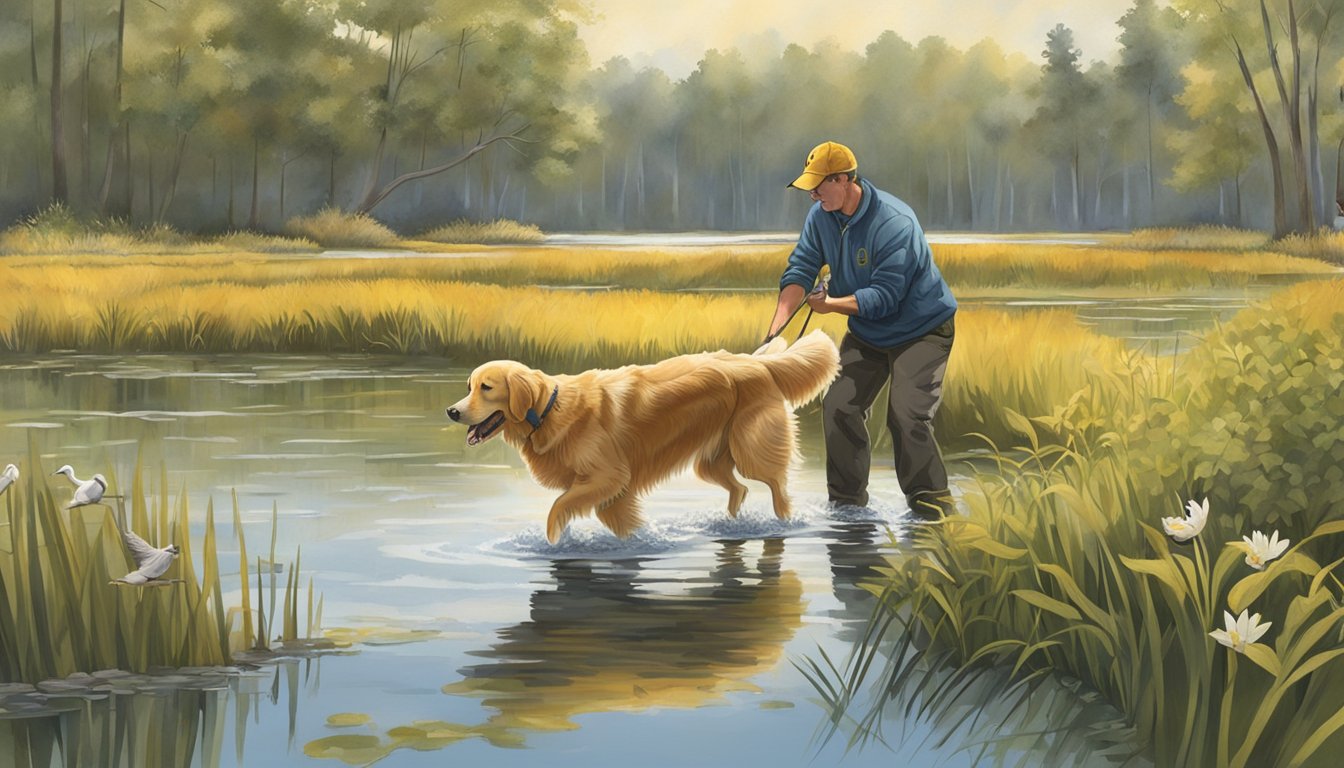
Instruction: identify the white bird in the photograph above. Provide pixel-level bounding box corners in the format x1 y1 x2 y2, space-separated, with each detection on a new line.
51 464 107 510
112 528 180 585
0 464 18 495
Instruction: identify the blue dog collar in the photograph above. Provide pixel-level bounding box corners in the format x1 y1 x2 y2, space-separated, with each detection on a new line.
526 386 560 434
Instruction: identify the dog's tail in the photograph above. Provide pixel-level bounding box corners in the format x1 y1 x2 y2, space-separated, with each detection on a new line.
757 329 840 407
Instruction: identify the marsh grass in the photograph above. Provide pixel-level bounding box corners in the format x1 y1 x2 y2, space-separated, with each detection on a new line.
0 203 319 256
808 278 1344 766
0 445 319 683
283 207 398 248
1275 229 1344 265
1123 226 1272 251
421 218 544 244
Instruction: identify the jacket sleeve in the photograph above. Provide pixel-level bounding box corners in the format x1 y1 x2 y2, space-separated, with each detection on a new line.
779 207 824 291
852 216 912 319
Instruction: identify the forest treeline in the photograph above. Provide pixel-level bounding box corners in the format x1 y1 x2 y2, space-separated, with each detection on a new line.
1 0 1339 235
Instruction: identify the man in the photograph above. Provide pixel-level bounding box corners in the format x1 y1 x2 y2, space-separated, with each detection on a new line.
764 141 957 520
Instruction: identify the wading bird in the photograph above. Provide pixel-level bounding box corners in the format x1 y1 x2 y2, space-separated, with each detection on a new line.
51 464 108 510
111 527 180 586
0 464 17 496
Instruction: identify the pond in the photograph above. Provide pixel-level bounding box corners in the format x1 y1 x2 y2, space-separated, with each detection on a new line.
0 353 1147 767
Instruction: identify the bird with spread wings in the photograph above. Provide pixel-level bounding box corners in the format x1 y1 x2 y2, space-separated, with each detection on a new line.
111 527 181 586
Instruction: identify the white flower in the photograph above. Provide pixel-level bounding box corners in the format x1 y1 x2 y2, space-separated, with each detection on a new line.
1209 609 1272 653
1242 530 1290 570
1162 497 1209 542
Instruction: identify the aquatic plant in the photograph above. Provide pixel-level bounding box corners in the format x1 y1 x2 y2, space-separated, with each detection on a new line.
0 445 321 683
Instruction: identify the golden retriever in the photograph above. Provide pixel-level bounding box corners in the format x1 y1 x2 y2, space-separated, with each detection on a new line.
446 331 839 543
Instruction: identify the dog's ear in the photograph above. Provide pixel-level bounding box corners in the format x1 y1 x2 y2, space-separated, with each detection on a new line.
506 368 548 424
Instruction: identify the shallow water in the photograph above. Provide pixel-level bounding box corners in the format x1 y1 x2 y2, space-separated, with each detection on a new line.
0 354 1147 767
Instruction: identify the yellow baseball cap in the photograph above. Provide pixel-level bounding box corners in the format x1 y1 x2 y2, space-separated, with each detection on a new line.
788 141 858 190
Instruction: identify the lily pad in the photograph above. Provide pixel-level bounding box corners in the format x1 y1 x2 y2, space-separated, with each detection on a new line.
326 712 372 728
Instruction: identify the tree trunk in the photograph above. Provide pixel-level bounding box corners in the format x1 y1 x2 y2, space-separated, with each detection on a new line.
617 151 629 228
248 135 260 230
50 0 68 204
1234 37 1290 237
329 150 337 207
1259 0 1313 231
1146 86 1155 223
1123 161 1131 226
945 146 954 226
123 120 132 219
965 136 976 229
671 137 679 229
156 130 189 224
98 0 125 215
81 44 93 203
227 155 235 229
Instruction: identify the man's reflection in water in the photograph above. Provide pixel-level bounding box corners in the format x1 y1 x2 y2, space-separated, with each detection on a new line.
445 537 803 735
818 520 907 644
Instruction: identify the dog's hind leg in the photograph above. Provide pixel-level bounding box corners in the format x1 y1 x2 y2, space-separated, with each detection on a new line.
596 490 644 538
729 402 795 520
695 447 748 517
546 466 630 544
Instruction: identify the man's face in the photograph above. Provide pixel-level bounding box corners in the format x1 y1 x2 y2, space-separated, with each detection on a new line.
809 174 847 212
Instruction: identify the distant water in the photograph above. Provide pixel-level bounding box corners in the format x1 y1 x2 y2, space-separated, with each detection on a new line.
540 232 1105 247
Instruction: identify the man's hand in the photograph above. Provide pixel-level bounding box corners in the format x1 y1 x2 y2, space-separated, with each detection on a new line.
806 283 832 313
806 282 859 316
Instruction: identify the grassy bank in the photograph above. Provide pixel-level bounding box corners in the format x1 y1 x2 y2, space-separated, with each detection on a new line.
816 278 1344 766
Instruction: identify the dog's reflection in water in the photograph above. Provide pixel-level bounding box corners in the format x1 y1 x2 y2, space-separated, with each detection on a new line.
303 540 804 762
445 537 803 733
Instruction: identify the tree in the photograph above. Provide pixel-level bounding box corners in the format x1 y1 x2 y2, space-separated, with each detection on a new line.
1176 0 1344 235
1169 62 1259 223
1116 0 1189 223
1028 24 1098 229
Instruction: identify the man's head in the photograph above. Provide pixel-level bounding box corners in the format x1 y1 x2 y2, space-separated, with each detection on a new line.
790 141 859 213
788 141 857 191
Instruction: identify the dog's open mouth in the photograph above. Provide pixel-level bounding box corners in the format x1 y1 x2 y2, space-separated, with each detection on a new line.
466 411 506 445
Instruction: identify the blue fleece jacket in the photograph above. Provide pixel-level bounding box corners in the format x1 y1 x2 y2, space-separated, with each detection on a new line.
780 178 956 349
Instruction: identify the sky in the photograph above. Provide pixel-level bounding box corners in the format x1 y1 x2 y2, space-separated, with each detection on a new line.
574 0 1146 78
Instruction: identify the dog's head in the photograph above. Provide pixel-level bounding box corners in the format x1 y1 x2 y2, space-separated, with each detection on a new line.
446 361 551 446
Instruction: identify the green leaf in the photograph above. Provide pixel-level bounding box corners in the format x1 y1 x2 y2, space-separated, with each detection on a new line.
944 520 1028 560
1039 563 1118 642
1002 407 1039 451
1282 647 1344 689
1229 551 1322 613
1287 698 1344 767
1010 589 1082 621
1120 555 1188 599
1241 642 1280 677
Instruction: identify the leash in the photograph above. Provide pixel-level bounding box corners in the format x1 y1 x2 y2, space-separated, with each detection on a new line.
762 276 827 346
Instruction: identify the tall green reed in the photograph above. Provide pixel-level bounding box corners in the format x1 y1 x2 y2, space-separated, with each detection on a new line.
0 444 321 683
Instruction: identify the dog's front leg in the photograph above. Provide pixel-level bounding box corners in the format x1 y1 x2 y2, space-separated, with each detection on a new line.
546 465 629 544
